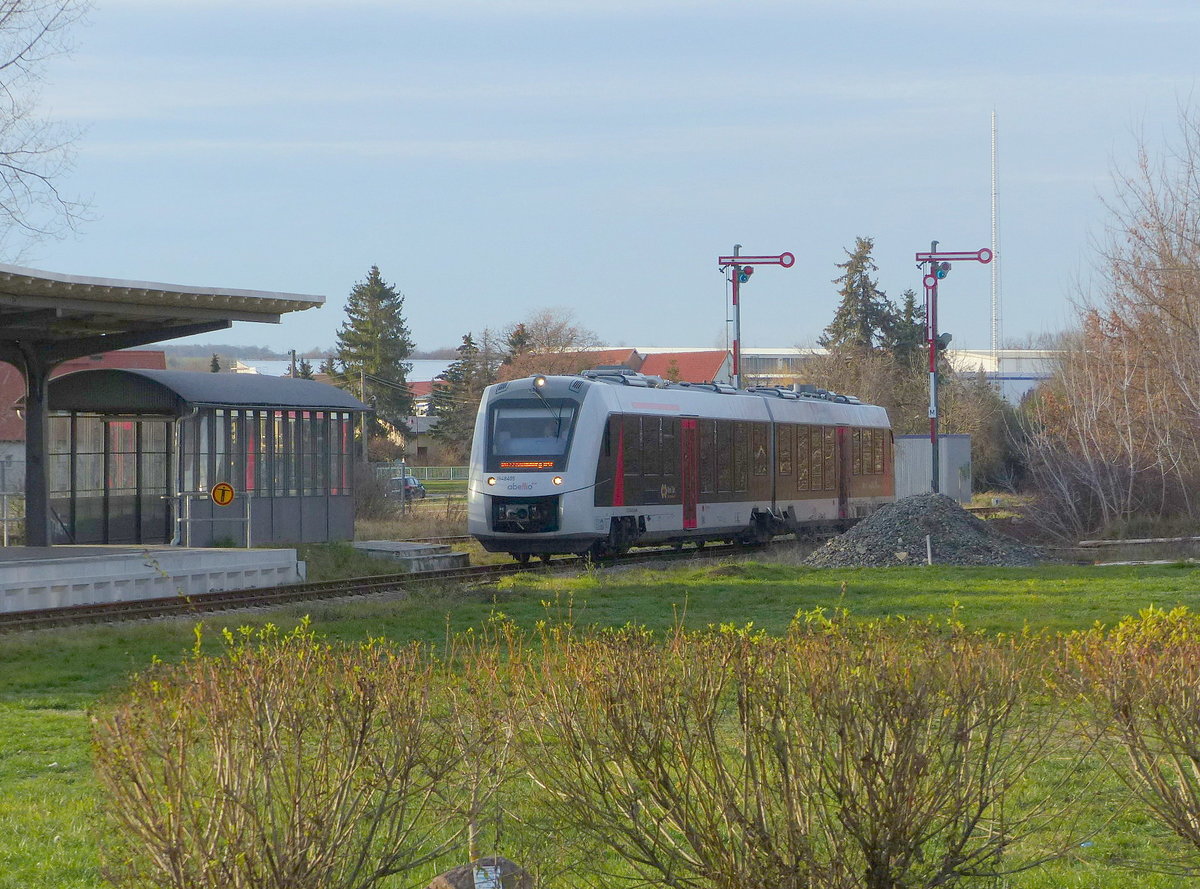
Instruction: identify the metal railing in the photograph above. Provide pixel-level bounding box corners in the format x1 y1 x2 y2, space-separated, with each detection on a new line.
372 463 468 482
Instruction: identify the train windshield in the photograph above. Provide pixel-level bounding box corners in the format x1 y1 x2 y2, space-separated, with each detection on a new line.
489 401 577 469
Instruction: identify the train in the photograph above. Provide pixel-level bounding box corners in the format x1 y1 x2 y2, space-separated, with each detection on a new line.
467 368 895 562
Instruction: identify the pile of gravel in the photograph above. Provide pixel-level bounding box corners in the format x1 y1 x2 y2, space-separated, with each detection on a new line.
804 493 1042 568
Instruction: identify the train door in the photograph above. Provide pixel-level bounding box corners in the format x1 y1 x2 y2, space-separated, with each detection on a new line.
680 418 698 529
836 425 851 520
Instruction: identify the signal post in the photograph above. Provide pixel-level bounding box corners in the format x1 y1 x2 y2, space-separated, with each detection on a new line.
718 246 796 389
914 242 993 493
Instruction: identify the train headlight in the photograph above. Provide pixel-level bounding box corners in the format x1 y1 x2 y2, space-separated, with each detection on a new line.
553 476 563 486
487 477 496 486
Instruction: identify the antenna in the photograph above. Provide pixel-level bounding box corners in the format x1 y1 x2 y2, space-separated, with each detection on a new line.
991 110 1002 363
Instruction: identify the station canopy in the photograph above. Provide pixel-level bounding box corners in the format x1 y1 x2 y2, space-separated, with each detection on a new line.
0 262 326 547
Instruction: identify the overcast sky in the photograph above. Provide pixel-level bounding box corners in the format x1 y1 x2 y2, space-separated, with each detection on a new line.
23 0 1200 355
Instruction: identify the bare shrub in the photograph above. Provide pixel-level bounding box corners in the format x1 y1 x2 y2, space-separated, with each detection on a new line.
1067 606 1200 872
1019 107 1200 538
92 622 462 889
784 616 1078 889
514 618 1081 889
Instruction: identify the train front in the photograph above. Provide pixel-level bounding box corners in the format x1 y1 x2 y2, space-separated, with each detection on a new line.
467 375 603 560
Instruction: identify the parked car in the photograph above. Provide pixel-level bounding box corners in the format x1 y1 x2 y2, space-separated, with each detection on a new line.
387 475 426 500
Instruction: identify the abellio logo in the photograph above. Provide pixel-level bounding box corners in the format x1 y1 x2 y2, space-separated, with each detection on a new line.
507 482 535 491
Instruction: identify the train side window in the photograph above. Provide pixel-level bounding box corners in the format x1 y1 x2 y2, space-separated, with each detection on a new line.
699 419 715 494
602 416 612 457
776 424 792 475
661 418 678 479
809 426 823 490
717 420 734 493
623 415 642 477
643 416 661 477
822 427 835 490
751 423 768 476
873 429 884 474
852 428 862 475
796 425 810 491
734 422 749 491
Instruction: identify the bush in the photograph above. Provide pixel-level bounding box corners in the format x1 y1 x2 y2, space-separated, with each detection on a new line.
1068 606 1200 868
514 617 1082 889
92 622 463 889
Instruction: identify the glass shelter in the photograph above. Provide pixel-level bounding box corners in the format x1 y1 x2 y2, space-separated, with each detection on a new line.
47 369 367 546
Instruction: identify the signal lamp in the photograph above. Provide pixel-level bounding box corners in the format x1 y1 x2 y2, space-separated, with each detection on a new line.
487 477 497 486
553 476 564 486
936 332 953 350
935 261 951 279
738 266 754 284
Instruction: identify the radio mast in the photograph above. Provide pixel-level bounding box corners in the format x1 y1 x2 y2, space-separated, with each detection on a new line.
991 110 1002 362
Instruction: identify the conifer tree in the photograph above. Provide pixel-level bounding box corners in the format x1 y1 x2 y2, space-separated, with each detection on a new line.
820 236 894 351
210 353 221 373
297 357 314 380
335 265 415 430
883 288 927 366
430 333 498 460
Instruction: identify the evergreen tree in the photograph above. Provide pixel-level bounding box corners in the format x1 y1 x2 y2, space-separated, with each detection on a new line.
210 353 221 373
297 357 314 380
318 354 337 377
335 265 415 431
430 333 497 460
882 288 927 366
820 237 894 351
503 323 531 365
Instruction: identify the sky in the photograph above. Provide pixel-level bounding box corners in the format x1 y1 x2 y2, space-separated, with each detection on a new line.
17 0 1200 356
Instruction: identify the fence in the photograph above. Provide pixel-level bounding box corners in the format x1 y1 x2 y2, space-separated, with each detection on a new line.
372 463 469 482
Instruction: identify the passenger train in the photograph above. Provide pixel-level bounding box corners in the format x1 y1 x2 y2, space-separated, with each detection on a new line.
467 369 895 562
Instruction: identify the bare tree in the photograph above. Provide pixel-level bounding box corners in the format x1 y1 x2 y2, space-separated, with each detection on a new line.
1016 107 1200 537
0 0 89 254
497 308 602 381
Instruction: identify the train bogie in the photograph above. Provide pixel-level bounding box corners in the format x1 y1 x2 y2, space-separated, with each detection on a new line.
467 372 895 560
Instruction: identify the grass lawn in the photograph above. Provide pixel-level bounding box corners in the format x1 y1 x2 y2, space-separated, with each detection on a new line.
4 559 1200 887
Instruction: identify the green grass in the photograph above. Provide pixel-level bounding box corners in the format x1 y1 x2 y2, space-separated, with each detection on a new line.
6 560 1200 887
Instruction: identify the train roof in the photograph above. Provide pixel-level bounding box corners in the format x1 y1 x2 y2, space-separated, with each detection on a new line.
487 371 891 428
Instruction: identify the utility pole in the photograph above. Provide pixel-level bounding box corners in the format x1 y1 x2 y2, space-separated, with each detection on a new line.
717 247 796 388
914 243 993 493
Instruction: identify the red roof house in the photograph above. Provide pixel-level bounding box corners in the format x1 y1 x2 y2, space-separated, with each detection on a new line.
639 350 732 384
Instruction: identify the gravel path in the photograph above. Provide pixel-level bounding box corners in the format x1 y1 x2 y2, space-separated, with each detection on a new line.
805 493 1042 568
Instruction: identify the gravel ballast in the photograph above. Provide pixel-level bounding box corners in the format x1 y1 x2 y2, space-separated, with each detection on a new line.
804 493 1042 568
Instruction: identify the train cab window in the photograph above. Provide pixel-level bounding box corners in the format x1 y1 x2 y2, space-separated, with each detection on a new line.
489 401 578 468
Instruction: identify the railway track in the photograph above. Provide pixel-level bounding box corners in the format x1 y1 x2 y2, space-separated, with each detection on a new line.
0 542 745 633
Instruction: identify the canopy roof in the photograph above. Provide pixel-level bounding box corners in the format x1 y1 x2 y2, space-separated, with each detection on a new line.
0 263 322 357
49 369 367 416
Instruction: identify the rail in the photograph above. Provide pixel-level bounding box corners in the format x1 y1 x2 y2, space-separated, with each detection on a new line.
0 542 749 633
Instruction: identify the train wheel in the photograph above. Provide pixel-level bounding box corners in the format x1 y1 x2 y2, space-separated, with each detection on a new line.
514 553 531 566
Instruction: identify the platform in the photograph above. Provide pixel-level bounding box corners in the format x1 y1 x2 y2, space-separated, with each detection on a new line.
352 541 469 572
0 546 306 613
